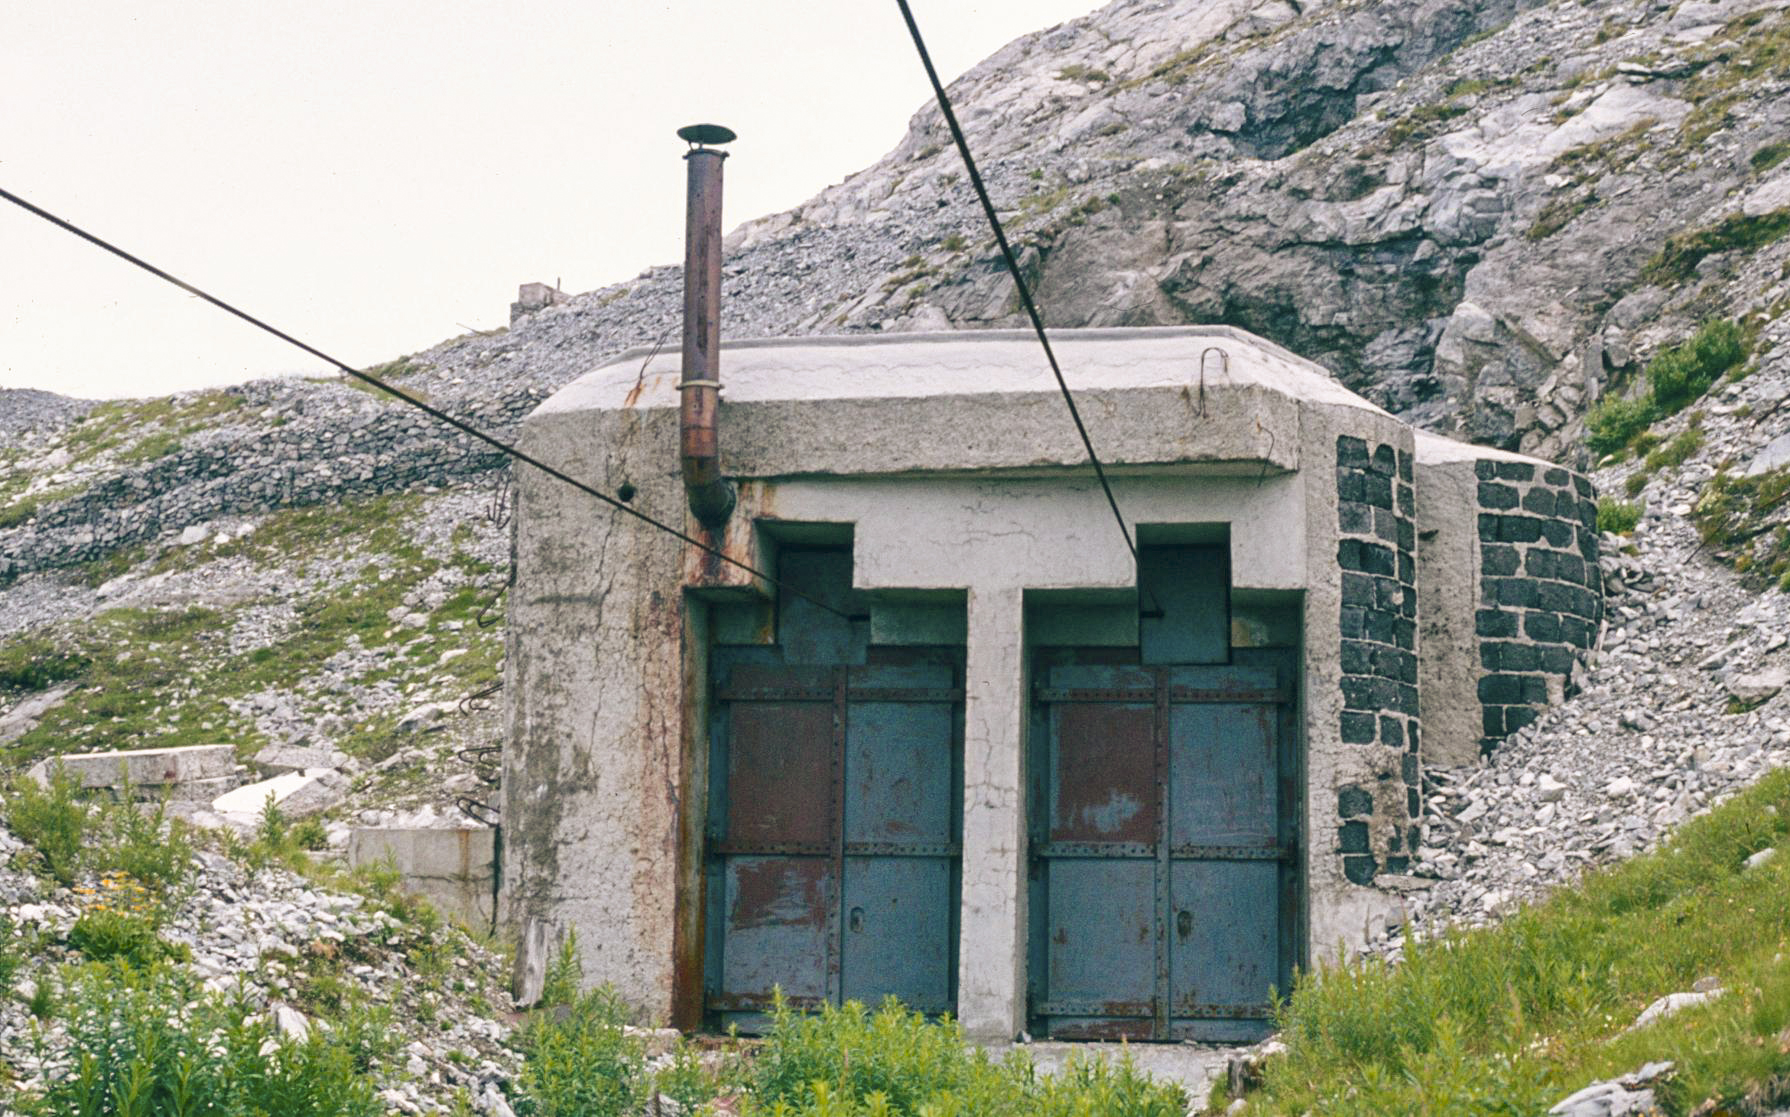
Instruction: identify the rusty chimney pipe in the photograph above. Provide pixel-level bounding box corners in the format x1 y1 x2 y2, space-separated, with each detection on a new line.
677 123 736 528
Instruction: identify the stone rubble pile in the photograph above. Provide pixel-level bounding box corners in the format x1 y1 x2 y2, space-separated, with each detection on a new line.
0 819 522 1115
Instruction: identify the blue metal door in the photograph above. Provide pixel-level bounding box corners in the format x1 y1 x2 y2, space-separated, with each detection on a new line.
704 551 962 1030
1029 654 1296 1042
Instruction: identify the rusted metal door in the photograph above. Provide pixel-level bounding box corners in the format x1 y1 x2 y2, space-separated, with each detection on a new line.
705 653 962 1030
1029 654 1296 1042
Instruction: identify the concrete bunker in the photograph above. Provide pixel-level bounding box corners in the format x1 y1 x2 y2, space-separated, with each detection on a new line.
500 325 1602 1042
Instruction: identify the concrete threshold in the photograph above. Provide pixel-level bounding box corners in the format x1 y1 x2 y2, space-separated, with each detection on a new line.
996 1041 1235 1110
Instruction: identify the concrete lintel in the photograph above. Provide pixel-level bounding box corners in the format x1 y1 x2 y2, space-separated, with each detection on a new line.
28 744 237 790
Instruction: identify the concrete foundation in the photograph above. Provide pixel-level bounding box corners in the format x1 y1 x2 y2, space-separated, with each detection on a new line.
27 744 239 798
500 326 1598 1038
348 827 497 933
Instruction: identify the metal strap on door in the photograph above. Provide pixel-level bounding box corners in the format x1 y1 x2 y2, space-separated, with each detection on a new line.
1033 665 1290 1039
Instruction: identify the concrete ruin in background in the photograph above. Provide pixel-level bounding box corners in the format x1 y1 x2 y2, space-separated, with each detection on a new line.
499 325 1603 1042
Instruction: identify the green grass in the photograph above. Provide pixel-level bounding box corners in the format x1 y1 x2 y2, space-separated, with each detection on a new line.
1 489 502 770
1754 141 1790 174
1646 210 1790 285
1586 320 1753 456
1597 497 1643 535
1231 767 1790 1114
64 390 245 465
1056 63 1111 84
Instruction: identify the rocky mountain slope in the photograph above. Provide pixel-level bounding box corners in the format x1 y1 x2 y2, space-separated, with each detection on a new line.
1 0 1790 1109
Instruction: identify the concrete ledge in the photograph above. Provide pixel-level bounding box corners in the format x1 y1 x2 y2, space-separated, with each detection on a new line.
27 744 238 791
349 827 497 932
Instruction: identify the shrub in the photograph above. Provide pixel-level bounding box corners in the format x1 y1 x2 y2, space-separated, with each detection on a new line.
0 639 89 692
35 962 382 1117
6 768 89 885
94 790 194 896
67 906 164 969
1642 425 1705 472
515 984 646 1117
0 915 17 991
749 997 1185 1117
1597 497 1643 535
1586 394 1657 457
1646 319 1749 412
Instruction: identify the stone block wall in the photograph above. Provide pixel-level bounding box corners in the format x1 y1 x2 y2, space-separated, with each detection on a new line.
1473 460 1603 753
1334 435 1421 886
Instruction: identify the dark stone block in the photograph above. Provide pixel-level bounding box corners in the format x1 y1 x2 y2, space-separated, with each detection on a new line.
1338 821 1370 854
1365 610 1398 645
1526 550 1556 580
1337 435 1370 468
1541 519 1574 548
1407 722 1420 751
1341 711 1378 744
1337 469 1365 503
1338 785 1375 818
1383 855 1411 874
1338 539 1363 571
1401 592 1418 620
1342 676 1398 712
1496 461 1536 482
1398 483 1415 518
1397 518 1415 554
1341 606 1366 639
1475 460 1497 480
1505 705 1540 732
1482 544 1521 576
1398 449 1414 483
1398 683 1421 716
1479 482 1520 510
1380 716 1405 749
1342 640 1374 675
1479 674 1522 703
1540 645 1576 675
1364 473 1395 510
1395 617 1416 651
1371 443 1397 475
1479 513 1500 542
1545 468 1569 486
1477 608 1518 638
1343 854 1379 885
1374 577 1405 612
1374 506 1399 543
1523 612 1563 642
1483 705 1506 736
1342 573 1375 607
1400 751 1418 784
1561 616 1595 649
1408 824 1423 852
1537 582 1579 615
1492 578 1539 609
1361 543 1396 576
1499 516 1544 544
1339 501 1373 534
1398 552 1416 585
1574 475 1593 497
1521 487 1557 517
1522 677 1552 703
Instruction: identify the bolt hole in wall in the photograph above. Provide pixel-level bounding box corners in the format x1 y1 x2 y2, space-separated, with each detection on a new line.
699 528 1302 1042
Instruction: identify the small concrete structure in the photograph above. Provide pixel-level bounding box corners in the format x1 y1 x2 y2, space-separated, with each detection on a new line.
510 282 567 324
348 827 497 933
27 744 239 800
501 326 1601 1041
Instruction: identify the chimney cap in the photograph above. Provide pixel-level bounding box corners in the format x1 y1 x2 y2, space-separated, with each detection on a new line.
677 123 736 148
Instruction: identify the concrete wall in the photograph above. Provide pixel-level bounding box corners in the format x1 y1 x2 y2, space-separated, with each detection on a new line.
348 827 497 933
1414 432 1602 765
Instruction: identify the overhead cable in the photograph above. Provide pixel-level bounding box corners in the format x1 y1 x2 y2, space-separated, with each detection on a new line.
0 184 849 619
893 0 1138 561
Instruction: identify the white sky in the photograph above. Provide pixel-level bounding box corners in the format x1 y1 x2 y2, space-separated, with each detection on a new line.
1 0 1100 401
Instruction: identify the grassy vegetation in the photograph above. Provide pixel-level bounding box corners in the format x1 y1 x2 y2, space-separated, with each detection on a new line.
1676 9 1790 149
0 489 502 770
1645 209 1790 285
1694 466 1790 589
1754 141 1790 175
515 938 1185 1117
1055 63 1111 84
1226 767 1790 1114
1597 497 1643 535
1586 320 1752 457
65 390 245 465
